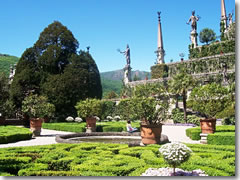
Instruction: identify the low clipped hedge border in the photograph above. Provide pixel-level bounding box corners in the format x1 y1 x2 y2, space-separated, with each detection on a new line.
42 122 141 133
186 125 235 143
0 143 235 176
0 126 32 144
208 132 235 145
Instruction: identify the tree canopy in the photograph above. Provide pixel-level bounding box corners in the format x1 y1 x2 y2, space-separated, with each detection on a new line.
199 28 216 45
10 21 102 120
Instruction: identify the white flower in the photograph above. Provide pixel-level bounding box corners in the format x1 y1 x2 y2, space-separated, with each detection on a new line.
113 116 121 121
94 116 100 121
75 117 83 123
66 116 74 122
159 142 192 166
106 116 113 120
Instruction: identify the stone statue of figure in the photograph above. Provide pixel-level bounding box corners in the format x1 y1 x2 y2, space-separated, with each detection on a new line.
187 11 200 32
228 12 233 25
118 44 130 65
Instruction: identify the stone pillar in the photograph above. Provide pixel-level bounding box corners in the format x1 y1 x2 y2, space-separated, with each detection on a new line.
221 0 228 30
123 64 132 85
200 133 208 144
155 12 165 64
190 30 198 48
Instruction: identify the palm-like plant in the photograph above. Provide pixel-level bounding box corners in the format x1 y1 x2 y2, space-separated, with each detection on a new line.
169 68 195 122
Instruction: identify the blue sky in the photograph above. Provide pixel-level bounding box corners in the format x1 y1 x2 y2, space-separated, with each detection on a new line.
0 0 236 72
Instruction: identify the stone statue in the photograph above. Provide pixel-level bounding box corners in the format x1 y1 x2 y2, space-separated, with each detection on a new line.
187 11 200 32
228 12 233 25
118 44 130 65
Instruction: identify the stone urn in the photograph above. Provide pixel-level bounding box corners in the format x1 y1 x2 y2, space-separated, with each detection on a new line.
140 122 163 145
86 117 97 133
30 118 43 137
200 118 216 134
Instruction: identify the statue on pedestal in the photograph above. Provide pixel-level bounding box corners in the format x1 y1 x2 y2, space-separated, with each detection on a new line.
187 10 200 32
187 11 200 48
118 44 130 65
117 44 132 85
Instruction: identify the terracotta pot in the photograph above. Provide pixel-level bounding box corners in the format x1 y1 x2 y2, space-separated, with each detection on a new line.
30 118 43 136
86 117 97 132
140 123 162 145
200 118 216 134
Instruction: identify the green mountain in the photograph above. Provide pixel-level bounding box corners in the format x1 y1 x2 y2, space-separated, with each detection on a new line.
0 54 19 76
101 69 150 81
100 69 151 98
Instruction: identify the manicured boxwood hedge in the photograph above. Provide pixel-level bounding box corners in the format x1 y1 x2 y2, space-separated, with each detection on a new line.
0 143 235 176
208 132 235 145
0 126 32 144
186 125 235 143
42 122 141 133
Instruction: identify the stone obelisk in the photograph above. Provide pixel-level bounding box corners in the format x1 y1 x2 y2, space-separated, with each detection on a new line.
221 0 228 30
155 12 165 64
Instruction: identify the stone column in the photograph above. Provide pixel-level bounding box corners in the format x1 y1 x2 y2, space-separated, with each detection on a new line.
221 0 228 30
190 30 198 48
155 12 165 64
123 64 132 85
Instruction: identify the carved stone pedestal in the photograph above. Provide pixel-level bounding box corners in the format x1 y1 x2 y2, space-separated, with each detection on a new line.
200 133 208 144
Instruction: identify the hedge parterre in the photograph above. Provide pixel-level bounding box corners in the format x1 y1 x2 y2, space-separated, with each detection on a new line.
0 126 32 144
186 125 235 145
0 143 235 176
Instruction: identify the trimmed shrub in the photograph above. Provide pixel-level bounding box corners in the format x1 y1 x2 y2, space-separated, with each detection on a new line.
0 142 235 176
208 132 235 145
186 125 235 141
0 126 32 144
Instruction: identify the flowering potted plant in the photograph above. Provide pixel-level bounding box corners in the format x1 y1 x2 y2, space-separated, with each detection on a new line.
188 83 229 134
159 142 192 176
22 94 55 137
75 98 102 132
132 97 169 144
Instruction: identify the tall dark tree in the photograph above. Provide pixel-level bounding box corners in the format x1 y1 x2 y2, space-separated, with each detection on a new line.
10 48 41 109
42 52 102 118
0 73 9 114
10 21 102 120
199 28 216 45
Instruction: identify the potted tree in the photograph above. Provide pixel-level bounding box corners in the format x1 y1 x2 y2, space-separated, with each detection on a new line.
75 98 102 132
22 94 55 137
132 97 169 144
187 83 229 134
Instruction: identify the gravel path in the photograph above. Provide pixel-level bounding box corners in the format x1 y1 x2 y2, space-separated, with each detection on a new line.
0 125 199 148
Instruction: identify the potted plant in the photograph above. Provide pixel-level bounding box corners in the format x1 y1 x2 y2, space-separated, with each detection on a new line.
132 97 169 144
22 94 55 137
75 98 102 132
187 83 229 134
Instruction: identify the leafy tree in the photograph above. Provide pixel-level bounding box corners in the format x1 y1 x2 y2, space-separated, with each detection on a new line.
42 52 102 119
0 73 9 115
169 67 195 122
10 21 102 120
187 83 229 118
199 28 216 45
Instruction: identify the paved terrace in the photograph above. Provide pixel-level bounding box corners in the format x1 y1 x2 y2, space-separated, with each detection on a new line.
0 125 200 148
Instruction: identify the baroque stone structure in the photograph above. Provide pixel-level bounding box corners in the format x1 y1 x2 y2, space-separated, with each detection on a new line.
155 12 165 64
118 44 132 85
221 0 228 31
187 11 200 48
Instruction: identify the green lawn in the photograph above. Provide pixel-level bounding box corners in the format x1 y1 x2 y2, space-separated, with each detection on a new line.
42 121 141 133
0 143 235 176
